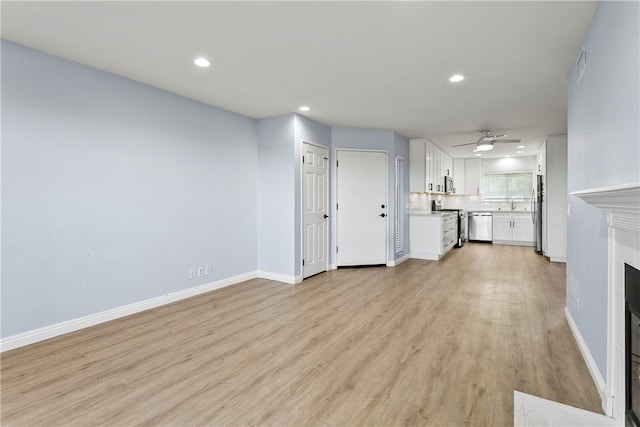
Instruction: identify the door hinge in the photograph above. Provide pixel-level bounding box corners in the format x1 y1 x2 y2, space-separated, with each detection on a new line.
336 203 339 210
324 157 328 160
302 155 305 163
336 246 339 253
302 259 305 266
336 160 339 167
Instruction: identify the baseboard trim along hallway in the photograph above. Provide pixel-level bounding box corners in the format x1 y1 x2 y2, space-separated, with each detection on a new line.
1 270 304 352
513 391 615 426
564 307 609 413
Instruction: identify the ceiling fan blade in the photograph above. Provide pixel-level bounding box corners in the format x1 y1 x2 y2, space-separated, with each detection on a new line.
494 139 521 143
452 142 479 147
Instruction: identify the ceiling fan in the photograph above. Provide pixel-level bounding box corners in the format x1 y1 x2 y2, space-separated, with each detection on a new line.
452 130 521 152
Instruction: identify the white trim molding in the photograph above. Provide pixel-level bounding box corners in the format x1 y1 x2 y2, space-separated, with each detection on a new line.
1 271 258 352
387 253 410 267
571 182 640 213
256 271 298 285
565 307 608 405
570 181 640 421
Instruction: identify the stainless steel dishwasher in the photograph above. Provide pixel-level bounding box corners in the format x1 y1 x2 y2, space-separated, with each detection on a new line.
468 212 493 242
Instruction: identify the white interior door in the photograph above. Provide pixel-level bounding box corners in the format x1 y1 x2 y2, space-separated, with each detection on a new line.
336 150 387 266
303 143 329 278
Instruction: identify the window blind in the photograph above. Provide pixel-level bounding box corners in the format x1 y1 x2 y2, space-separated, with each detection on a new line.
395 156 407 254
483 172 533 201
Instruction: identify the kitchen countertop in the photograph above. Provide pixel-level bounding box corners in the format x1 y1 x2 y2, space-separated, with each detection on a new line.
410 211 458 216
411 209 532 216
468 210 531 213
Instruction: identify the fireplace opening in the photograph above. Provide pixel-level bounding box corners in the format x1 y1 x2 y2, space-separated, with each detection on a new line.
626 263 640 426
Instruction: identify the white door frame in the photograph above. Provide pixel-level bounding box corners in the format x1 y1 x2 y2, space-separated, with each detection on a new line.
334 148 389 266
300 140 330 279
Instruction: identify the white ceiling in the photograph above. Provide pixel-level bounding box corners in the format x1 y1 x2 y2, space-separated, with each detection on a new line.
1 1 598 159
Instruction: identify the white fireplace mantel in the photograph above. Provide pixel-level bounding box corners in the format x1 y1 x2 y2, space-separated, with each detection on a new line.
571 182 640 214
570 182 640 422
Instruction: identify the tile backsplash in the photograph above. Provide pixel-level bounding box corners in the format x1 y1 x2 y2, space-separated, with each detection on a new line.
410 193 532 212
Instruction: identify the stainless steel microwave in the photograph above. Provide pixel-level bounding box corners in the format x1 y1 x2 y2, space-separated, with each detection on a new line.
444 175 454 194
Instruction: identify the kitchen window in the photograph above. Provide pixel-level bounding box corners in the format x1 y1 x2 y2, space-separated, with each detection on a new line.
483 172 533 201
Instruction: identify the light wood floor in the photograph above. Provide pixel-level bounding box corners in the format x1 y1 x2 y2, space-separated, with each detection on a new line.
1 243 601 426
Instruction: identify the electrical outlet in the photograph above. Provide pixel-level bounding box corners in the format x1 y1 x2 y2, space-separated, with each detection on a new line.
205 265 211 275
189 268 196 280
197 266 204 277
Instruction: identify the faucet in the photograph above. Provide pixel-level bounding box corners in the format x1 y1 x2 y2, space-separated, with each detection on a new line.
511 199 516 211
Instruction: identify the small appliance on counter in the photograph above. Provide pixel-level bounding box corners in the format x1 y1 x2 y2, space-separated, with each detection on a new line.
444 176 454 194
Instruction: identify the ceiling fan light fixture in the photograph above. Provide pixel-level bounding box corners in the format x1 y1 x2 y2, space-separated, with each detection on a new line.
475 143 494 151
449 74 465 83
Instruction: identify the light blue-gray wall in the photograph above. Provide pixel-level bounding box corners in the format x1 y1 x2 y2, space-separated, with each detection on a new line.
294 114 332 277
330 128 408 265
566 1 640 376
256 114 295 277
1 40 412 340
256 113 331 279
1 41 258 338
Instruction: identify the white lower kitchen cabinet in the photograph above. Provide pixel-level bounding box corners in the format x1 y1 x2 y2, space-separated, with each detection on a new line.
410 212 457 260
492 212 534 246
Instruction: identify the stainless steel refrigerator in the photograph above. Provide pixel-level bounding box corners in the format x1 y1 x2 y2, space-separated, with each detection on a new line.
532 174 543 254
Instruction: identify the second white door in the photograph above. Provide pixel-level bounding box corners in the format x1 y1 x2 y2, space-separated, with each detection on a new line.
336 150 387 266
303 143 329 278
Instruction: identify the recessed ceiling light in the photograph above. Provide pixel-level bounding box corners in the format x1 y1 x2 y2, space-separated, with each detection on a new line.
194 57 210 67
299 106 311 112
517 145 525 149
475 153 482 157
516 151 524 154
449 74 465 83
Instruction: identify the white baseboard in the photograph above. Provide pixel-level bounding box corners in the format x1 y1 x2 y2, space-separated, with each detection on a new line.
256 271 297 285
387 253 410 267
329 264 337 270
565 307 609 411
493 240 535 247
550 256 567 263
0 271 258 353
409 252 439 261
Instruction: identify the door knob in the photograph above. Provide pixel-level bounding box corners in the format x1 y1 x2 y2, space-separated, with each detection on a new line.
379 213 386 218
323 214 329 219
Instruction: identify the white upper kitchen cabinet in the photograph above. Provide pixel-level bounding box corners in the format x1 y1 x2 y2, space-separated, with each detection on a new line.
544 135 567 262
464 158 482 195
409 138 453 194
452 159 466 194
409 139 426 192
